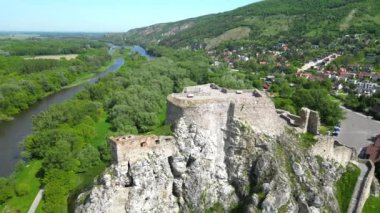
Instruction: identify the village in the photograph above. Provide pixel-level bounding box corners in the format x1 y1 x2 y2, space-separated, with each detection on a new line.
206 33 380 97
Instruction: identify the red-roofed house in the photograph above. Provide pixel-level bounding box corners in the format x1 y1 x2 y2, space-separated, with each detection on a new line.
358 72 372 80
295 72 312 79
340 68 347 74
365 135 380 163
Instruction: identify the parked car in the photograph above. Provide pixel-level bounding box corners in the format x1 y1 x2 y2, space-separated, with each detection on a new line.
332 131 339 136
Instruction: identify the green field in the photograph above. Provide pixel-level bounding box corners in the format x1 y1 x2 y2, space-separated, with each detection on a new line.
363 196 380 213
0 160 42 213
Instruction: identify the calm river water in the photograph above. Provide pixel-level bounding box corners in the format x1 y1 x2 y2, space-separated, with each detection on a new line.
0 45 152 176
0 58 126 176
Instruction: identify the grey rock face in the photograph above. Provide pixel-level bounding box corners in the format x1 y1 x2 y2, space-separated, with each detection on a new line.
293 162 305 176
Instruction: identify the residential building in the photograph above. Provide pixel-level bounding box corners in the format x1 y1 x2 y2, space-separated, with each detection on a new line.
364 135 380 163
356 82 379 95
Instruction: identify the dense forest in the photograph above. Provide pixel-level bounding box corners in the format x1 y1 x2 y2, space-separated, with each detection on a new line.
0 39 111 121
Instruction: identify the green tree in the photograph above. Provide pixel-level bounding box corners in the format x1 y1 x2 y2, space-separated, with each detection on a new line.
77 144 101 173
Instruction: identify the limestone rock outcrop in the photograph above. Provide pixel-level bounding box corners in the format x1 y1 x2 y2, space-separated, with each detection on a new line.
77 84 349 213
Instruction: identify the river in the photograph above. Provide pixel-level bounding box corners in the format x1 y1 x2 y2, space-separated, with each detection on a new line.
0 46 152 177
0 58 125 177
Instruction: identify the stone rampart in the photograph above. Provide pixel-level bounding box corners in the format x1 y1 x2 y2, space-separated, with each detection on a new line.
277 108 320 135
310 136 356 166
110 135 176 165
166 84 284 137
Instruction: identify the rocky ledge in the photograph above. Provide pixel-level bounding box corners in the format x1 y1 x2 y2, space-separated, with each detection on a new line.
76 85 353 213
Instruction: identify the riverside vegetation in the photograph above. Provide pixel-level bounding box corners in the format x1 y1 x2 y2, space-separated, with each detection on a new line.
0 38 111 121
1 0 380 211
0 47 211 211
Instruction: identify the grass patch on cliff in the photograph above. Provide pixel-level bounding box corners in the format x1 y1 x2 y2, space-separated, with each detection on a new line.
363 196 380 213
204 202 224 213
300 133 317 149
275 144 297 187
335 163 361 213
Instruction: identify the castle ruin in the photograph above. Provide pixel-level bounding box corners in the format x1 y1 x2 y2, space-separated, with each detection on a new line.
166 84 284 137
277 107 320 135
109 135 176 165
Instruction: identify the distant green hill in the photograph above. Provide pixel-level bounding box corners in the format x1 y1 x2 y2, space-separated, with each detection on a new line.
120 0 380 49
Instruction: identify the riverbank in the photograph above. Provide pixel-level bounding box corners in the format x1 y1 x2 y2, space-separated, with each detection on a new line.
0 113 112 212
61 58 116 90
0 58 116 123
0 58 124 177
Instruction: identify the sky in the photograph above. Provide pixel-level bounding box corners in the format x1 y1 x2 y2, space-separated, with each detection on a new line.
0 0 259 32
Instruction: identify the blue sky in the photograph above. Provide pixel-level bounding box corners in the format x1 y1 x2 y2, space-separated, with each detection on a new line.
0 0 259 32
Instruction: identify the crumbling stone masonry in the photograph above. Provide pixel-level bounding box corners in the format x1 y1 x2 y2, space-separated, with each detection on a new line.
278 107 320 135
166 84 284 137
303 108 321 135
109 135 176 165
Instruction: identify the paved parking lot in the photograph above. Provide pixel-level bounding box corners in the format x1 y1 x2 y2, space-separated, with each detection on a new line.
335 107 380 153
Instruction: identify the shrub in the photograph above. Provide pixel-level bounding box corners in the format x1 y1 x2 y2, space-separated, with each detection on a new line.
15 182 30 196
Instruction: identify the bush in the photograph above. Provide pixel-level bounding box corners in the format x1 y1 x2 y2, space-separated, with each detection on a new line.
0 178 14 204
15 182 31 196
319 126 328 135
300 133 317 149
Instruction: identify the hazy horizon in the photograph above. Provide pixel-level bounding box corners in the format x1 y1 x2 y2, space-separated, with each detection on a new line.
0 0 259 32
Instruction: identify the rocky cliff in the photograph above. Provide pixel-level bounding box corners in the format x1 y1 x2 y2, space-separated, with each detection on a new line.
77 85 348 213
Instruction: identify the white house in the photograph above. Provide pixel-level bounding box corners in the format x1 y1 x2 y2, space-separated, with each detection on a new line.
356 82 379 95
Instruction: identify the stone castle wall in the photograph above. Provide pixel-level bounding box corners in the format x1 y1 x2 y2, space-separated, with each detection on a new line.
166 84 284 137
310 136 356 166
306 109 320 135
277 108 320 135
110 135 176 165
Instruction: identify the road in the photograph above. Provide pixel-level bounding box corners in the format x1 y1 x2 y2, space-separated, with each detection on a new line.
27 189 44 213
299 53 340 71
335 107 380 153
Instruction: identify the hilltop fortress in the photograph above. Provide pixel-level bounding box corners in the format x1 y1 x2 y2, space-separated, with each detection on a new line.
109 84 324 167
79 84 362 213
166 84 285 137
